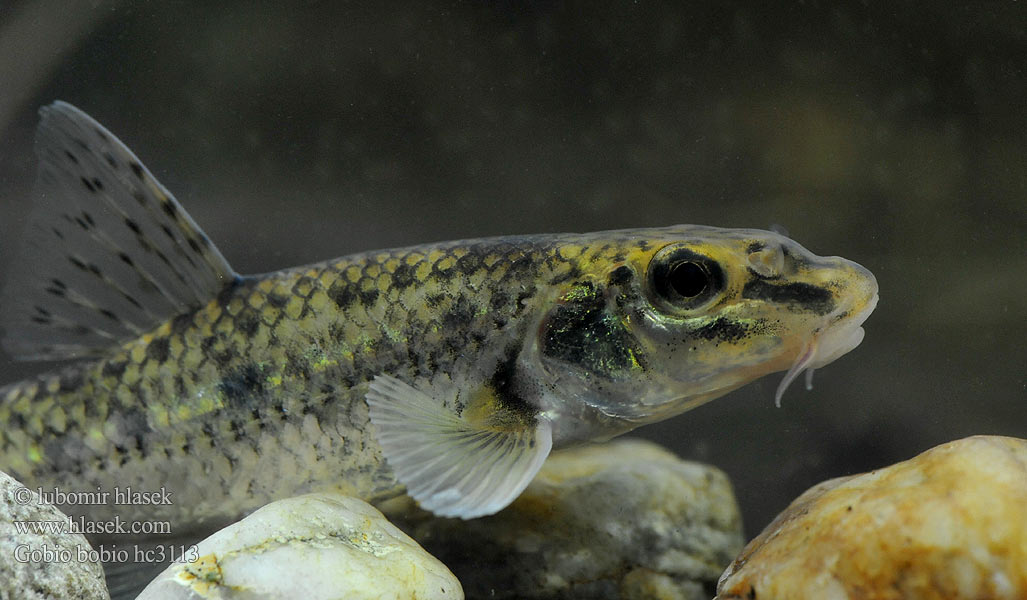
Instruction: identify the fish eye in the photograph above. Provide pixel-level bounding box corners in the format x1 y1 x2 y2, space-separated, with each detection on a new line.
648 246 725 312
667 261 708 298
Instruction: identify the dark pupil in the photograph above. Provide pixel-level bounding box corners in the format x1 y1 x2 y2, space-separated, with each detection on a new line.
668 261 708 298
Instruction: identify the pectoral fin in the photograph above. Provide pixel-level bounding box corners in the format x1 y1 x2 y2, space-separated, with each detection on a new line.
366 375 552 519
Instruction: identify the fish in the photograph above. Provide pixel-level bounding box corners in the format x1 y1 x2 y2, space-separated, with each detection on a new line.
0 102 879 530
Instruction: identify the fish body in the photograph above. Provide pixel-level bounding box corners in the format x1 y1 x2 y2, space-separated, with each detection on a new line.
0 103 879 528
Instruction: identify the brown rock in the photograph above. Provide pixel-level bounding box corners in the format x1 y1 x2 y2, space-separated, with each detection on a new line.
717 435 1027 600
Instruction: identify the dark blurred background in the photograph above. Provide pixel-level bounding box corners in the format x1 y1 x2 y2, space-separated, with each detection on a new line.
1 1 1024 536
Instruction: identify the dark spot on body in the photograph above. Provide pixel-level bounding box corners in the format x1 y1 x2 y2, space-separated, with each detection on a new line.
161 224 175 240
64 150 79 164
58 370 84 393
548 264 582 286
118 252 135 267
94 127 109 142
425 293 445 309
132 189 146 205
327 282 356 308
490 291 510 312
162 201 178 218
607 265 633 286
187 237 202 254
284 351 310 380
216 277 243 306
540 281 646 378
489 348 536 420
636 240 651 251
92 178 103 191
742 280 834 315
391 262 415 290
218 364 264 407
430 260 454 281
455 252 483 275
117 406 150 441
691 318 749 343
250 407 266 430
98 308 117 321
80 177 95 193
124 218 141 234
103 152 117 168
102 360 128 378
358 288 379 306
441 297 476 330
145 337 170 362
267 293 289 309
229 419 248 441
747 241 766 254
52 227 64 240
171 313 193 335
236 313 260 337
130 162 144 178
328 322 345 342
212 349 234 369
8 410 26 429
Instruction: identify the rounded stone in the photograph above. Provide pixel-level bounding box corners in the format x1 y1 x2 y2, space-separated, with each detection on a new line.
717 435 1027 599
136 493 462 600
0 469 109 600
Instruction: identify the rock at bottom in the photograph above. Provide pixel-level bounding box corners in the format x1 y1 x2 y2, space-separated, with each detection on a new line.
717 435 1027 600
0 470 109 600
386 438 744 600
136 493 462 600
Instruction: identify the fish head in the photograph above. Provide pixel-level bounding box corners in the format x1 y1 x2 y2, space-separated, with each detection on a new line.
530 225 879 443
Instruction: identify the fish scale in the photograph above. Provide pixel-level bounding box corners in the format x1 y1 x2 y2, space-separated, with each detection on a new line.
1 102 878 533
0 234 615 527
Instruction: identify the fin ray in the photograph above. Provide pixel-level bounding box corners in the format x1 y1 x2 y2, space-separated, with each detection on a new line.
366 375 552 519
0 101 237 360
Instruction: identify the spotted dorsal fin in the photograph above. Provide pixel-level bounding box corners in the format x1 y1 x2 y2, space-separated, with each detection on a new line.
0 101 237 361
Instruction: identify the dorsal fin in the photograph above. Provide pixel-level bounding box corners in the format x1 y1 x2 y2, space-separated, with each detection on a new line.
0 101 237 361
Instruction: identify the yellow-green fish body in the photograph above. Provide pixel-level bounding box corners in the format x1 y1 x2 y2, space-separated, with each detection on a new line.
0 103 879 528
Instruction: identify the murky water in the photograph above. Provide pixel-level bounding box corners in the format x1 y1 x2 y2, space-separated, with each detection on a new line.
1 0 1023 563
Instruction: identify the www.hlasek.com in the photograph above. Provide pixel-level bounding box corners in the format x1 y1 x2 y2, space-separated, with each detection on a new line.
11 485 199 565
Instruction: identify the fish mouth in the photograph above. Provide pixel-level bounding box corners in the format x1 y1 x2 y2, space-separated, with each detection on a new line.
774 268 879 406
